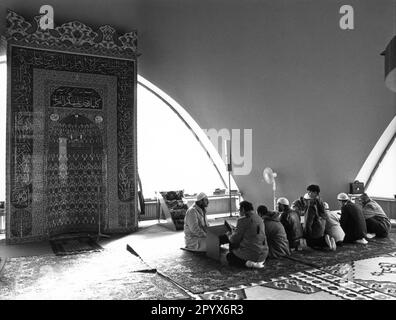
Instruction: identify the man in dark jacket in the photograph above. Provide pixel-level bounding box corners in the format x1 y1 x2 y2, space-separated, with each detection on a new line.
226 201 269 269
306 184 326 218
358 193 391 238
337 193 368 244
277 197 304 250
303 193 336 250
257 205 290 258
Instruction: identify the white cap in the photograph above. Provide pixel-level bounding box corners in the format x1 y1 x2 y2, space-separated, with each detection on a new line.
276 197 289 206
196 192 208 201
323 202 330 210
303 193 312 200
337 193 349 201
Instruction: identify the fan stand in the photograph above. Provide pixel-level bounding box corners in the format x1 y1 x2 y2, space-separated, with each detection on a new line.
228 168 233 217
272 179 277 211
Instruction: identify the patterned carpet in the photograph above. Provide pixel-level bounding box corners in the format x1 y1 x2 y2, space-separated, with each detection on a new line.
126 225 396 297
285 235 396 268
133 247 312 294
198 252 396 301
1 224 395 300
0 249 189 300
317 252 396 298
49 237 103 256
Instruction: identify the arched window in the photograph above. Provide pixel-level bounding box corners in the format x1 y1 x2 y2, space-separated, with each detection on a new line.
137 76 239 199
356 116 396 199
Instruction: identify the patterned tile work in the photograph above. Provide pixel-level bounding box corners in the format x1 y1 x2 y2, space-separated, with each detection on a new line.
8 45 137 243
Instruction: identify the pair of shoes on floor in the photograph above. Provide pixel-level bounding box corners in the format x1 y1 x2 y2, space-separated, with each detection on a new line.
366 233 376 239
355 238 368 245
245 260 265 269
325 234 337 251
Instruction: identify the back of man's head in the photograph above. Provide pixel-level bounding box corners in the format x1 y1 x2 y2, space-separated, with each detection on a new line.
359 193 371 204
240 201 254 213
257 205 268 217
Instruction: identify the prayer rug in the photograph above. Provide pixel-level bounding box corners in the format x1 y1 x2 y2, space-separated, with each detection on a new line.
199 289 247 300
0 251 188 300
50 237 103 256
286 236 396 268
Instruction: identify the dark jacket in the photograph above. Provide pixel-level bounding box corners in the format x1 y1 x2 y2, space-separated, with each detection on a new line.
263 211 290 258
304 202 326 239
229 212 269 262
280 208 303 248
340 200 367 242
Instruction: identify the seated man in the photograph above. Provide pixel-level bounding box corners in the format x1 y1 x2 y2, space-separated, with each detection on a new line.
277 197 304 250
358 193 391 238
225 201 268 269
291 196 307 217
183 192 209 252
337 193 368 244
304 194 336 251
323 202 345 245
258 205 290 259
306 184 326 218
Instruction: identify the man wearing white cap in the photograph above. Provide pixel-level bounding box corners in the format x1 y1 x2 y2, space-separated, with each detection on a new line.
183 192 210 252
337 193 368 244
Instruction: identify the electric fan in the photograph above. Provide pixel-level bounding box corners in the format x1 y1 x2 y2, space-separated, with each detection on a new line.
263 167 278 210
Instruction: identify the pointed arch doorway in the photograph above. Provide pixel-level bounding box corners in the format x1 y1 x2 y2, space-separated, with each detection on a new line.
46 113 105 237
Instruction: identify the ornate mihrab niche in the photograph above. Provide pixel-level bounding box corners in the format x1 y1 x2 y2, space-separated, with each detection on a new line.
5 10 139 243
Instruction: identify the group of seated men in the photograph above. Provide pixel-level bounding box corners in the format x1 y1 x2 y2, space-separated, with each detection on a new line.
183 185 392 269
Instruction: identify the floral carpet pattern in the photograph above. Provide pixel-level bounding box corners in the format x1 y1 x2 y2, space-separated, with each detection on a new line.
139 249 312 294
317 253 396 298
199 289 247 300
285 235 396 268
261 277 321 294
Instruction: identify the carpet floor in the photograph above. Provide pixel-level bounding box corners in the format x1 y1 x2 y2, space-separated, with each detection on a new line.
0 248 190 300
286 234 396 268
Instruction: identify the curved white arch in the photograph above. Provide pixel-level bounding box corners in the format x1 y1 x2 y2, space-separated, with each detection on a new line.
355 115 396 184
137 75 240 194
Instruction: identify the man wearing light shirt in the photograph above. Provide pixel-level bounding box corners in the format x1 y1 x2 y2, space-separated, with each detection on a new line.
183 192 209 252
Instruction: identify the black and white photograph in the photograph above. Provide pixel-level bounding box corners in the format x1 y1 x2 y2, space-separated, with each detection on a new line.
0 0 395 307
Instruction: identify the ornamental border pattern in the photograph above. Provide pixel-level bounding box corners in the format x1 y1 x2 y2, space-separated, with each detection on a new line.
6 10 138 59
